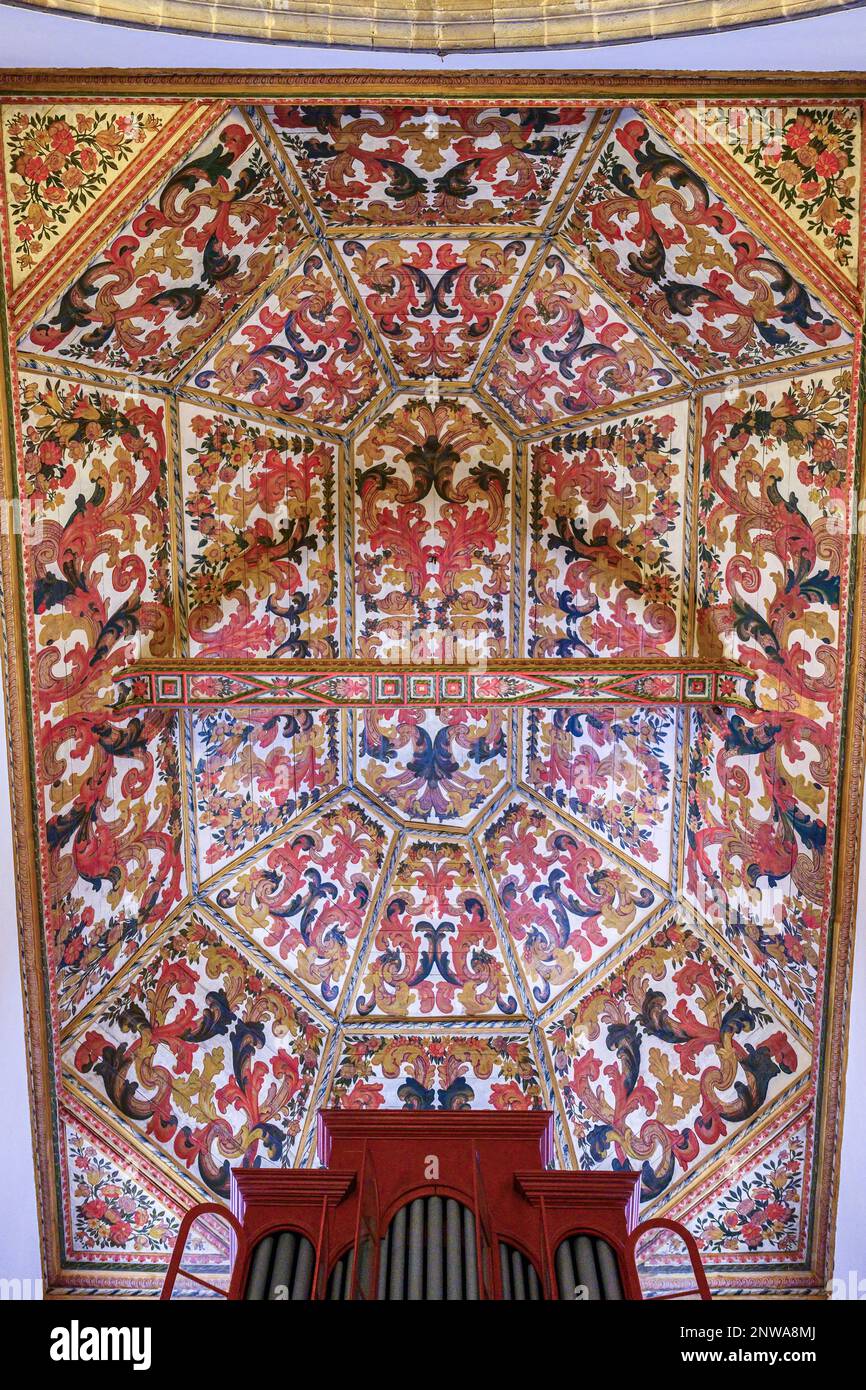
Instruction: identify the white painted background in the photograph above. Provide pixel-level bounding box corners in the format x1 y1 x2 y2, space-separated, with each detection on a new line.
0 1 864 1296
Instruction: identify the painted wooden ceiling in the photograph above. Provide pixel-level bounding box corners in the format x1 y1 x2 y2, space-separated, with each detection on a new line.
0 83 863 1295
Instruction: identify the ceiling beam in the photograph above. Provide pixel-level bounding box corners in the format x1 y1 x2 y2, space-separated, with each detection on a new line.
112 657 758 710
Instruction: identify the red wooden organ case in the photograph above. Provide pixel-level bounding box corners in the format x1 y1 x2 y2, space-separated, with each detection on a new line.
162 1110 711 1301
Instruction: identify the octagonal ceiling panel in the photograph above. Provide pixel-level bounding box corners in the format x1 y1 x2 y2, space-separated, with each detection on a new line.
2 79 862 1299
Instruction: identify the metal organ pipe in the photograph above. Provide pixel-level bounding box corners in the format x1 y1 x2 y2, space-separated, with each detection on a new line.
445 1199 463 1300
388 1204 407 1300
407 1198 425 1300
326 1195 547 1300
555 1235 624 1301
271 1231 296 1295
244 1230 315 1300
463 1205 478 1300
426 1196 444 1299
595 1238 624 1300
243 1215 618 1303
576 1235 602 1302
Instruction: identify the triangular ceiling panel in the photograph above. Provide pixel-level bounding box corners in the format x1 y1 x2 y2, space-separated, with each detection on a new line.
59 1108 228 1273
2 101 184 292
670 102 862 289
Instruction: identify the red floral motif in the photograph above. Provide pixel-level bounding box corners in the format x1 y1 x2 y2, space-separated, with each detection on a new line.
353 839 519 1017
193 707 343 868
341 236 530 380
483 797 656 1006
358 707 508 826
69 914 328 1198
486 248 676 426
724 105 859 270
526 404 687 660
23 112 300 376
20 374 184 1021
570 112 851 373
354 395 512 659
331 1033 544 1110
525 704 675 871
180 406 339 658
687 369 850 1023
214 799 390 1009
268 104 593 226
547 922 805 1202
692 1130 806 1254
192 251 382 422
6 106 167 273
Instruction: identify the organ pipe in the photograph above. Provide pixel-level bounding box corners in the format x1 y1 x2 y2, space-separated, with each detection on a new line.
163 1111 712 1302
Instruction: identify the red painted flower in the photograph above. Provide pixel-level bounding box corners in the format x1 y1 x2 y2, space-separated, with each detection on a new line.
815 149 841 179
48 121 76 156
20 155 50 183
785 121 813 150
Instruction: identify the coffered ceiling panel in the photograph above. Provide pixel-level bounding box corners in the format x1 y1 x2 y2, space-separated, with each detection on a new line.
1 76 863 1299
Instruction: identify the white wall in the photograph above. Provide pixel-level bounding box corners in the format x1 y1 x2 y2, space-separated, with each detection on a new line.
0 1 864 1293
0 2 864 68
